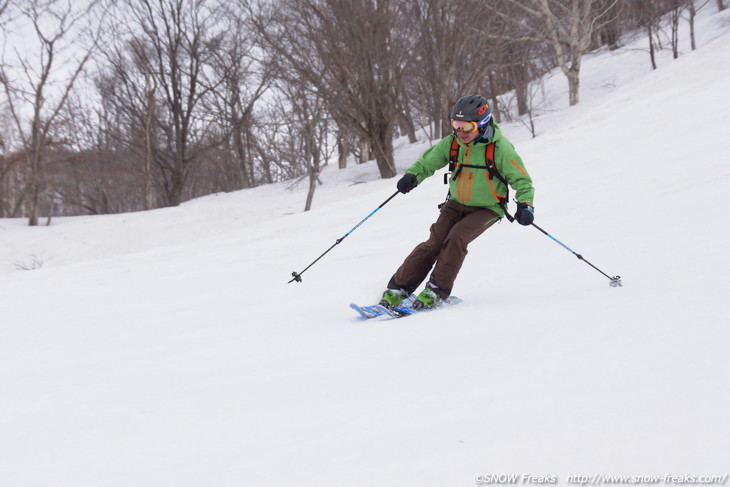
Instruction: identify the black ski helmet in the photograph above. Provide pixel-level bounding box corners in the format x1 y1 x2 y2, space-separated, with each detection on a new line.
450 94 492 126
450 94 494 141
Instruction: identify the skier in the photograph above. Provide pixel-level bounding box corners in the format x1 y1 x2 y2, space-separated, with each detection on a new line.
380 94 536 310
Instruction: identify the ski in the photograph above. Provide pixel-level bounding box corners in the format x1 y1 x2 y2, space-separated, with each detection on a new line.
350 296 463 320
349 303 403 320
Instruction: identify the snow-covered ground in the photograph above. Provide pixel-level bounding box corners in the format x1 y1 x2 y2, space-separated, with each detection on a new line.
2 6 729 487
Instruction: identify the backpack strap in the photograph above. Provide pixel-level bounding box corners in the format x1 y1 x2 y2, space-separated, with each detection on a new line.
484 143 507 186
440 136 461 206
443 135 460 184
448 140 501 183
442 138 514 221
484 142 513 221
448 136 460 169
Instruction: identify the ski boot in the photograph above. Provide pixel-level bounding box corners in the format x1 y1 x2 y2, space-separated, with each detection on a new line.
379 288 409 309
412 283 443 310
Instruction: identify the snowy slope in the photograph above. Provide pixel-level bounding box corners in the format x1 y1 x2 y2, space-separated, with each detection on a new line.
2 7 730 487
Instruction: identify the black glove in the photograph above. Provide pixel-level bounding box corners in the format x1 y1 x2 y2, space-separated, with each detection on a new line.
397 173 418 194
514 202 534 226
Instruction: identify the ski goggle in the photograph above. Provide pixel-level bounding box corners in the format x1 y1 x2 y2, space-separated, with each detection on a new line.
451 120 479 132
451 112 491 133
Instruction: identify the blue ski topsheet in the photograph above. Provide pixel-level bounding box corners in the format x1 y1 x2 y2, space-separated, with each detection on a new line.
350 295 462 320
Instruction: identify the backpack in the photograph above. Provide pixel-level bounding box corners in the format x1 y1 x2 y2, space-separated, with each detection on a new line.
443 135 513 220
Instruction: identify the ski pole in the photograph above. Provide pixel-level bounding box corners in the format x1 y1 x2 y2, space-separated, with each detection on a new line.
289 190 400 283
530 222 622 287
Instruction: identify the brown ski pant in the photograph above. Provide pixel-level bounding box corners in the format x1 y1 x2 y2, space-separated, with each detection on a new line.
387 200 499 298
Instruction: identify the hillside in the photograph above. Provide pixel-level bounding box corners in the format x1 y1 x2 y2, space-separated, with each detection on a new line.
2 6 729 487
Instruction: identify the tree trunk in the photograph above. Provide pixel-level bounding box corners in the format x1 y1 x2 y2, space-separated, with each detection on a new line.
168 170 184 207
689 2 697 51
337 138 348 169
398 108 418 144
304 165 318 212
233 120 251 188
567 73 579 107
648 24 657 70
566 64 581 106
513 65 529 116
371 120 396 178
27 120 43 226
143 87 155 210
27 179 40 226
670 8 681 59
373 151 396 178
488 71 502 122
358 140 371 164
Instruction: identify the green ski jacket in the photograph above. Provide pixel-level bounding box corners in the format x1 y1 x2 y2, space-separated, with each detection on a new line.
405 123 535 218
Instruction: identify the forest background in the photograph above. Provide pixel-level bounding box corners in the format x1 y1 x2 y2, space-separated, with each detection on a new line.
0 0 724 225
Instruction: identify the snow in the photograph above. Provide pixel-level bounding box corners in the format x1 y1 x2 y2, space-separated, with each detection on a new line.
2 6 730 486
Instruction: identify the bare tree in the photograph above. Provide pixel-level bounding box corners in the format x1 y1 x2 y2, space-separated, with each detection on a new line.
0 0 8 215
592 0 622 50
204 3 270 191
114 0 222 207
0 0 101 225
403 0 498 140
476 2 554 120
630 0 662 70
274 85 333 211
1 85 15 216
686 0 711 52
627 0 693 70
0 0 10 21
50 90 141 215
128 38 159 210
667 0 687 59
493 0 618 106
93 39 158 209
0 114 20 216
252 0 411 179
